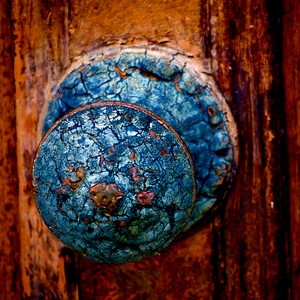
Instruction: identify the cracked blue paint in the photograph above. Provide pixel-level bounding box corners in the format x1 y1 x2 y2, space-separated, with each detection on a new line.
34 102 196 263
35 47 238 262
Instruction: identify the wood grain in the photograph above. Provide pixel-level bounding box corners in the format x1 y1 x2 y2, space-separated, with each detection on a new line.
12 0 78 298
79 226 214 299
207 0 289 298
2 0 292 298
68 0 203 59
0 0 21 298
283 0 300 299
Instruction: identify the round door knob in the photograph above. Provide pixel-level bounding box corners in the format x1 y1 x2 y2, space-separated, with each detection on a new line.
33 101 196 263
33 46 238 263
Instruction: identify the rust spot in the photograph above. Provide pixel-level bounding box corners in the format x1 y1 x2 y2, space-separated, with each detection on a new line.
99 153 116 167
117 220 127 231
32 182 38 193
90 182 124 211
120 221 127 227
160 149 168 156
136 190 155 205
215 177 225 186
211 122 224 131
130 151 137 161
128 67 158 81
82 218 89 224
149 130 158 138
100 154 105 167
57 201 66 215
63 177 80 190
55 186 69 195
129 166 142 184
174 74 183 93
75 167 84 179
114 65 130 79
208 106 216 117
89 110 95 122
129 166 137 177
61 167 84 193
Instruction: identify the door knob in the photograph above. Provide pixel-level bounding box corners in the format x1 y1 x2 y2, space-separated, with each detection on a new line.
33 46 238 263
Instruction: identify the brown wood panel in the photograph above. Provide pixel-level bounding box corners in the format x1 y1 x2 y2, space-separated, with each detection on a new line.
4 0 291 299
208 1 289 298
79 227 214 300
12 0 78 298
0 0 21 298
68 0 203 59
283 0 300 299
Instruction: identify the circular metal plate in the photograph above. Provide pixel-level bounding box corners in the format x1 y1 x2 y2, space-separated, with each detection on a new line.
33 101 196 263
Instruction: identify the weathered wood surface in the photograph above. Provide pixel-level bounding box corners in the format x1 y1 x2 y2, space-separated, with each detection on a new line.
12 0 78 298
0 0 294 298
0 0 21 298
283 0 300 299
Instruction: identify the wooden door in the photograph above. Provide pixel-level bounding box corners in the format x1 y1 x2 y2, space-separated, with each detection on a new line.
1 0 299 299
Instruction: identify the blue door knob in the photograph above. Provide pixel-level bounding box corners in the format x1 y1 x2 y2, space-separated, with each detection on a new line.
33 47 238 263
33 101 196 263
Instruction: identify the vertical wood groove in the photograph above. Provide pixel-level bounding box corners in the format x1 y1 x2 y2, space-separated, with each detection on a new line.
0 0 21 298
12 0 78 298
202 0 289 299
283 0 300 298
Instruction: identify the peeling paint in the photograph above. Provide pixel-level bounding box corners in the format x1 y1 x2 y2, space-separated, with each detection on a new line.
34 47 238 263
33 102 196 263
39 47 238 232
